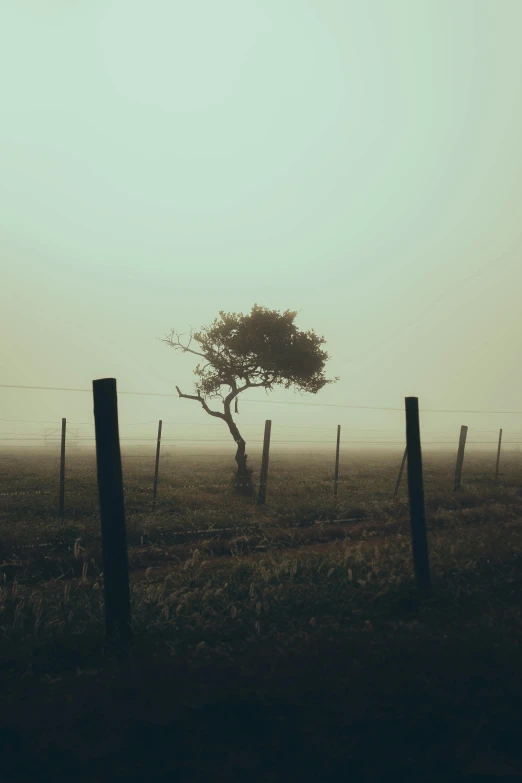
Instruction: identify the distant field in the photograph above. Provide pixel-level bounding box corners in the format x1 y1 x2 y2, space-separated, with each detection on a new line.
1 447 520 540
0 447 521 624
0 448 521 579
1 448 521 642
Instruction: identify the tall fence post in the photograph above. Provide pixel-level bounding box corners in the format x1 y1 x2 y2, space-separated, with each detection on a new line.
454 425 468 491
333 425 341 498
405 397 431 596
257 420 272 505
93 378 132 647
59 417 66 517
152 419 162 512
495 428 503 483
393 446 407 499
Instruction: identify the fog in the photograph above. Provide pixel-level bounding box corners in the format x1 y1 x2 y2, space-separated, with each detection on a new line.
2 1 522 455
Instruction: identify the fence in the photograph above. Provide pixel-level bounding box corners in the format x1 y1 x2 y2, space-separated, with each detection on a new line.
2 379 522 645
1 417 519 514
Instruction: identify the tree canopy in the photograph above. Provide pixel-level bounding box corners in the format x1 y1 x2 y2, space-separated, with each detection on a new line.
161 304 339 404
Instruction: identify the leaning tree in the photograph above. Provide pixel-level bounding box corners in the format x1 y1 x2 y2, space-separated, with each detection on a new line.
160 304 339 496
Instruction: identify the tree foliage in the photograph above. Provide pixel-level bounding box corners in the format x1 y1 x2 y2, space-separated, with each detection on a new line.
162 304 339 403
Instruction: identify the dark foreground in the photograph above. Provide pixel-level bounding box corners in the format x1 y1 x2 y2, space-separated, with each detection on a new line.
1 453 522 780
2 626 522 783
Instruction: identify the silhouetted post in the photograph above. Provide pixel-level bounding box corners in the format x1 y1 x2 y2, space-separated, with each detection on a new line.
495 428 503 483
257 420 272 505
59 418 66 517
152 419 162 512
405 397 431 596
393 446 408 499
454 425 468 491
93 378 132 646
333 425 341 498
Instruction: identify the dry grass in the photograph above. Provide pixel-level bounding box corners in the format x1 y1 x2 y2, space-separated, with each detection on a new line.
2 450 522 781
1 448 522 678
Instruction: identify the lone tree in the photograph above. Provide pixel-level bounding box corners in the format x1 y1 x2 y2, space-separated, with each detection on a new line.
160 304 339 496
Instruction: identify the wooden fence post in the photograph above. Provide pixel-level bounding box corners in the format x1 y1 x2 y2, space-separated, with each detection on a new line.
93 378 132 646
495 428 503 483
59 418 66 517
393 446 407 499
334 425 341 498
257 420 272 505
454 425 468 491
405 397 431 596
152 419 162 512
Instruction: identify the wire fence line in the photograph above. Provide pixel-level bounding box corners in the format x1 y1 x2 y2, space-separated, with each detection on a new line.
3 435 522 443
3 382 522 414
1 382 521 512
2 383 522 461
2 423 521 448
2 384 521 457
2 418 521 435
1 440 521 449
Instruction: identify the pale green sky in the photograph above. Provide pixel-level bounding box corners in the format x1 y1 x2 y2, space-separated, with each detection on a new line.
1 0 522 455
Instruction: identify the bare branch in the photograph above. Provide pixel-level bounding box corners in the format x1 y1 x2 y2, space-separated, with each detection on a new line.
175 385 225 420
160 330 208 361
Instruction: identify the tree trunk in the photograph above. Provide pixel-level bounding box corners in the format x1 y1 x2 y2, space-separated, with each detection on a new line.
224 413 254 497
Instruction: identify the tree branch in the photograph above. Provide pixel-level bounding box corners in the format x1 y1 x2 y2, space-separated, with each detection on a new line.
223 378 267 409
175 385 225 419
160 330 208 361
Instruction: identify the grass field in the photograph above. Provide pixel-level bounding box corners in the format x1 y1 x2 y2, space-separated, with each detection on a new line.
1 448 522 781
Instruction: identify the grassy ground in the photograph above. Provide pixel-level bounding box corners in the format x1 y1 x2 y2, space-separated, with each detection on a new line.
1 448 522 781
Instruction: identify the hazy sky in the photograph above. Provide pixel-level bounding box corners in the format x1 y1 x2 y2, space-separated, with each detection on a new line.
2 0 522 454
